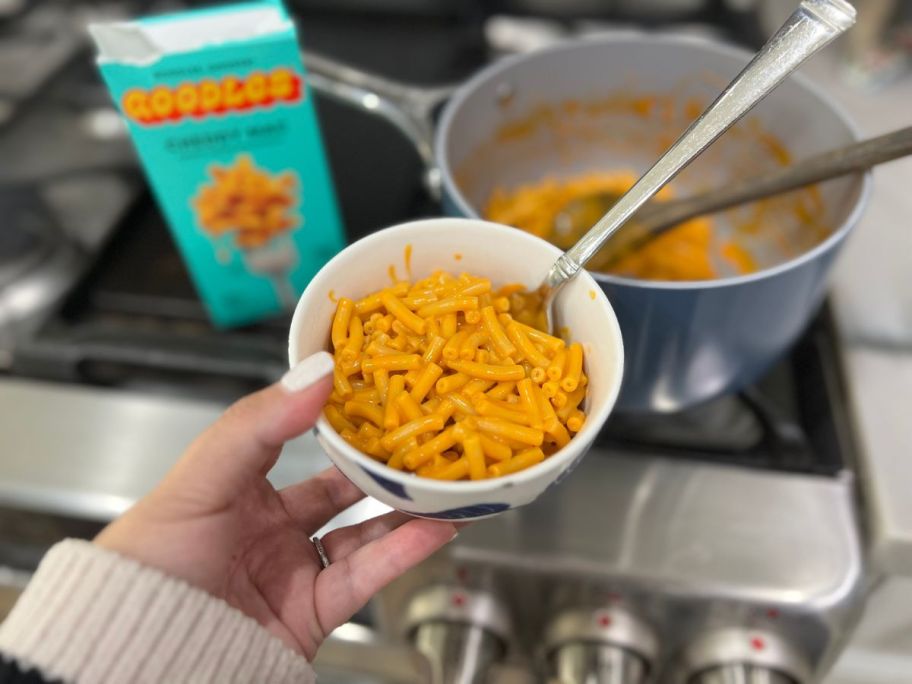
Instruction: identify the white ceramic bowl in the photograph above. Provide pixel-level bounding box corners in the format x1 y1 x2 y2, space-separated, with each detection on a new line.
288 218 624 520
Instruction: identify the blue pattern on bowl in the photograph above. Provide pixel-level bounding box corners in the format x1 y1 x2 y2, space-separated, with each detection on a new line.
360 466 412 501
402 503 511 519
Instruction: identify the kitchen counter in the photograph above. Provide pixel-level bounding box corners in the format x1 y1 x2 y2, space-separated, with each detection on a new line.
797 42 912 684
797 51 912 579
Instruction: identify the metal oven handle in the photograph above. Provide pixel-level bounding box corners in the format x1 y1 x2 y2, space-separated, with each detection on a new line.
12 330 287 387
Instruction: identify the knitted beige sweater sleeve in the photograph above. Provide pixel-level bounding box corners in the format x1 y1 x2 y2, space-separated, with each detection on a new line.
0 540 316 684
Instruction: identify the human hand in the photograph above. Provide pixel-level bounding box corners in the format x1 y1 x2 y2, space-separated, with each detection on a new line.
95 352 456 660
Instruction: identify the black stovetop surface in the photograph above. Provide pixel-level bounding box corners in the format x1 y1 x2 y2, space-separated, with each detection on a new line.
4 1 853 477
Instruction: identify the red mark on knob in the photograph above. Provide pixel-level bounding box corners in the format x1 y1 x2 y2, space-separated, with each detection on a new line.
456 567 468 583
766 608 779 619
597 614 612 628
751 637 766 651
451 593 466 607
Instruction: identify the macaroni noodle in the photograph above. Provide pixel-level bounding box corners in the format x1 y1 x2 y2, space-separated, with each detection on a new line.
325 271 588 480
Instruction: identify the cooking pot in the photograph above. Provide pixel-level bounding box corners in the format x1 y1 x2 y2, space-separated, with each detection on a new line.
304 33 870 413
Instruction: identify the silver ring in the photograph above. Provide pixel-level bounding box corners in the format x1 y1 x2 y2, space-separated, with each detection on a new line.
311 536 330 570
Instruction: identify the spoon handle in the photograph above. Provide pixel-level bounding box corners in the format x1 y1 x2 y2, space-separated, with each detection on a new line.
632 124 912 236
545 0 856 289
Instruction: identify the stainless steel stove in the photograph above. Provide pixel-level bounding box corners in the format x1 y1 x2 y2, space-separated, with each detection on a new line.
0 2 877 683
359 308 865 684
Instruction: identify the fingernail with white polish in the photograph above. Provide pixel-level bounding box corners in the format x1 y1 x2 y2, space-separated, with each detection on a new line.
281 351 335 392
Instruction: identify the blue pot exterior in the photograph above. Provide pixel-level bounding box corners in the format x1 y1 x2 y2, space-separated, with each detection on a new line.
593 242 846 413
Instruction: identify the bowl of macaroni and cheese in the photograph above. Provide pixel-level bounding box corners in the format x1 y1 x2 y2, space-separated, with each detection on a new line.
289 218 624 520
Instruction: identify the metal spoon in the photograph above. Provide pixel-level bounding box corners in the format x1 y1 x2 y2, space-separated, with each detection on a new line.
550 125 912 268
540 0 856 334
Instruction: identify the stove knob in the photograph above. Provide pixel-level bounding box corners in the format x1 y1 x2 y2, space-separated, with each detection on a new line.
402 585 511 684
688 664 797 684
544 607 658 684
678 629 811 684
550 643 648 684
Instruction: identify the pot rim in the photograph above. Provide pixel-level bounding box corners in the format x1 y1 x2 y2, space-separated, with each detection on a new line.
434 31 873 292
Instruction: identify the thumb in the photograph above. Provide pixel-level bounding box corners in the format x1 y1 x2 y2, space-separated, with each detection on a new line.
169 351 335 499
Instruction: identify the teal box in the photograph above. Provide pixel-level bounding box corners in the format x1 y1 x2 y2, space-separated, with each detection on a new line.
90 1 345 327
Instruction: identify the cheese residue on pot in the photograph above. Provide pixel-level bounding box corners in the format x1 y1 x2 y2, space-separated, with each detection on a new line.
485 170 756 281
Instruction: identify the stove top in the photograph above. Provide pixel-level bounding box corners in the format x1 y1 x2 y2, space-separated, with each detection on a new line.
1 1 851 477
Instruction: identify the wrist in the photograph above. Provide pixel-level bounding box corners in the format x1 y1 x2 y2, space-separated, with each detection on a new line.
0 540 314 683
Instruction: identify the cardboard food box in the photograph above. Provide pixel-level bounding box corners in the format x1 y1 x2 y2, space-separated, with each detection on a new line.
90 0 344 327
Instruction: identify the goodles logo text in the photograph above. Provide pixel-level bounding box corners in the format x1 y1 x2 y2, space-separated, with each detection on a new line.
121 68 302 125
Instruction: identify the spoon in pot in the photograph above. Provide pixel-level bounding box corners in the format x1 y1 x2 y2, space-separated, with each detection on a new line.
550 125 912 268
540 0 856 334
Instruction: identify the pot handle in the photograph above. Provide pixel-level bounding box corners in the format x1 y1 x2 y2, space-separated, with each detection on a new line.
302 51 456 196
